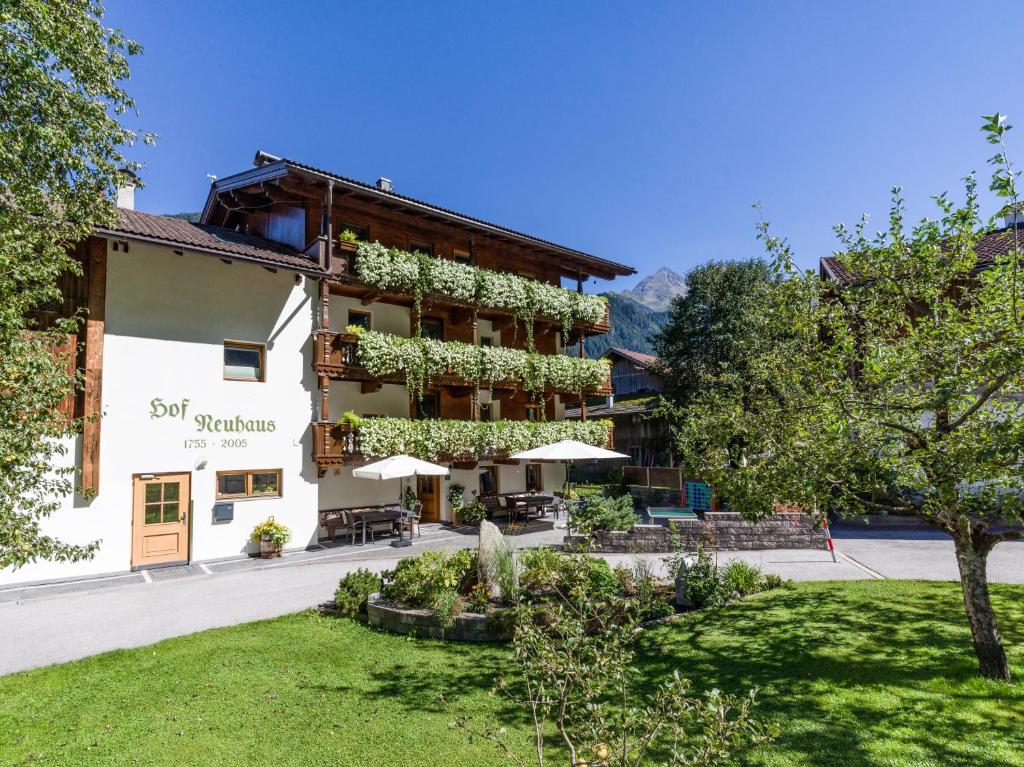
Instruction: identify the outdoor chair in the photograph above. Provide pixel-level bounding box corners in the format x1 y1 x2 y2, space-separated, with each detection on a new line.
341 509 365 546
398 501 423 538
542 498 561 519
322 510 357 544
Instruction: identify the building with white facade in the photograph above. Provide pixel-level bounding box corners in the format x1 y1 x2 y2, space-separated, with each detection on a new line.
1 153 633 586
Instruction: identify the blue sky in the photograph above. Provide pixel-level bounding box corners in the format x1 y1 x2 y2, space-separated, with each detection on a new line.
108 1 1024 291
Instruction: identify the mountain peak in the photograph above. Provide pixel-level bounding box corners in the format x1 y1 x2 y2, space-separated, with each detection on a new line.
617 267 687 311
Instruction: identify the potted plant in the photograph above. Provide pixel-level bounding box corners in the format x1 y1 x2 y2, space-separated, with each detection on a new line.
458 499 487 526
251 517 291 559
403 485 419 511
447 483 466 511
335 410 362 433
337 229 361 252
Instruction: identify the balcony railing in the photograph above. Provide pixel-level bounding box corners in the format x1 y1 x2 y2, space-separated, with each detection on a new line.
328 242 612 337
313 330 612 397
312 417 614 474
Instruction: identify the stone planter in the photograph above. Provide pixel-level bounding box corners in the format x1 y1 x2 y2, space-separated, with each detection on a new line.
366 598 515 642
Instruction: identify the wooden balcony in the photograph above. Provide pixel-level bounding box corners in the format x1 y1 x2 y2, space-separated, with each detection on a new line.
312 330 612 397
326 275 611 338
311 419 614 476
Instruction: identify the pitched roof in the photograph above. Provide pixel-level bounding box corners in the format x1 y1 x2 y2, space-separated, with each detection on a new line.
564 399 656 419
605 347 659 368
820 225 1024 286
204 153 634 280
97 208 322 273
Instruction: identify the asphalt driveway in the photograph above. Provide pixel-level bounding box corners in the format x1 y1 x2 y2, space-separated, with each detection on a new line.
1 525 1021 676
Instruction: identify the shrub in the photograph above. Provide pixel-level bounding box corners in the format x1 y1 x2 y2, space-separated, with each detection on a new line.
466 582 490 613
519 546 563 593
519 549 620 604
641 599 675 621
722 559 764 597
334 568 381 617
683 547 728 608
571 494 637 534
431 589 465 628
761 572 790 591
381 549 477 609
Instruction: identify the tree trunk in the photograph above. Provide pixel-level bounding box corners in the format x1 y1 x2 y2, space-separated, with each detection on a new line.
951 529 1011 681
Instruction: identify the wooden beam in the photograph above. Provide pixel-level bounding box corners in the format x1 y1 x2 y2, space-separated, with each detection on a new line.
361 380 382 394
360 289 382 306
81 237 106 497
230 189 273 209
449 308 474 326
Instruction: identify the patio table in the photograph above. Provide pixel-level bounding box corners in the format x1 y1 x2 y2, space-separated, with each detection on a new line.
504 494 555 525
348 506 403 545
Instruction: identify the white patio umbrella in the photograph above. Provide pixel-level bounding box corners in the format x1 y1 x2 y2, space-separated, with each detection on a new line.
509 439 629 462
352 455 448 547
509 440 628 532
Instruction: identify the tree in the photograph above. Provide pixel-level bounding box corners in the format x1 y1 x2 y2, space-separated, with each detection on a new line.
453 594 774 766
669 116 1024 681
653 260 784 468
0 0 150 567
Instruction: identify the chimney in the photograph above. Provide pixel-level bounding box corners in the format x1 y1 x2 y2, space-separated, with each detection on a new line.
1003 202 1024 228
116 179 136 210
376 177 394 193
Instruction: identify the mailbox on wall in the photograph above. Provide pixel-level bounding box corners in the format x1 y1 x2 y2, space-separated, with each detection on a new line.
212 501 234 523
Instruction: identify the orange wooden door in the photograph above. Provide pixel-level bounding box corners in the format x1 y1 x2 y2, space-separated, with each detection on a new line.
132 473 190 568
417 475 440 523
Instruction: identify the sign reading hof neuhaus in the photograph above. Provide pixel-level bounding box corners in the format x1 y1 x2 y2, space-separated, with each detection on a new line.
150 397 277 450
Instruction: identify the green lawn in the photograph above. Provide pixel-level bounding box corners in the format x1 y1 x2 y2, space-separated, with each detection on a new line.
1 581 1022 766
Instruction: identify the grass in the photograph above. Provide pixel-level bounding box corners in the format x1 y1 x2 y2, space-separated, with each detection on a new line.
1 581 1022 766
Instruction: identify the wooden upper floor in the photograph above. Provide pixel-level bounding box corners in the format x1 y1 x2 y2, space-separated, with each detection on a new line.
200 152 632 334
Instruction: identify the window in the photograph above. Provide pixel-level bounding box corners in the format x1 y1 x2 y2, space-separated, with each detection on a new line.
216 469 282 499
421 317 444 340
453 249 472 266
409 240 433 255
224 341 265 382
347 310 371 331
479 336 493 347
526 463 542 492
479 466 498 496
143 481 181 525
338 223 368 242
479 402 494 422
416 393 441 420
525 404 541 422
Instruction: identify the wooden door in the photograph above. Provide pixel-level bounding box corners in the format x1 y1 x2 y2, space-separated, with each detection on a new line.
417 476 440 523
132 473 190 568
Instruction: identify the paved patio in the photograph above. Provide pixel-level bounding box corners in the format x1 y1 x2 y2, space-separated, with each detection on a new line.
1 523 1021 676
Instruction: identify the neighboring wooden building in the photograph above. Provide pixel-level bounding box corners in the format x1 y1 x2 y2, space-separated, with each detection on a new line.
2 151 634 586
605 347 663 397
567 347 672 468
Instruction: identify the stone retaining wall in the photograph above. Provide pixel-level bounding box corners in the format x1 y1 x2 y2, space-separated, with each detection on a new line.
567 512 827 553
366 598 513 642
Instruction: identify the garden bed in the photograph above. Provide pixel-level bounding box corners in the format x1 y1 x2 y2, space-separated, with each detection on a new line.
366 598 514 642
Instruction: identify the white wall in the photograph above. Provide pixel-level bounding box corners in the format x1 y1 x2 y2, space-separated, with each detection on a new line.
0 243 319 585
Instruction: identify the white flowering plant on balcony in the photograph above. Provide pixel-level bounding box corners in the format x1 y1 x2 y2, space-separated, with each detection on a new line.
351 328 610 400
353 242 607 341
354 417 613 461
